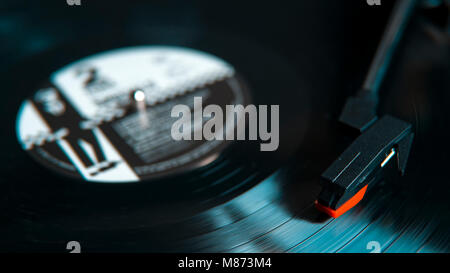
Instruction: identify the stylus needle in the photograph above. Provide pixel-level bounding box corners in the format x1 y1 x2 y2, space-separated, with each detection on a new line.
315 116 414 218
315 0 417 218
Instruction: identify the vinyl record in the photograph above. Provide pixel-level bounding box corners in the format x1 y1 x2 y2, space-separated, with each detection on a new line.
0 26 315 251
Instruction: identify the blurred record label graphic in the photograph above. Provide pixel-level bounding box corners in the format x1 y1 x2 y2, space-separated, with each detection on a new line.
16 46 249 183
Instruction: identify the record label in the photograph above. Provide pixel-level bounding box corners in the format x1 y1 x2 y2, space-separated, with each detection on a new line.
15 46 249 183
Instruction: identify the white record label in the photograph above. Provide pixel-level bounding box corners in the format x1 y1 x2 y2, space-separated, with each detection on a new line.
16 46 249 183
